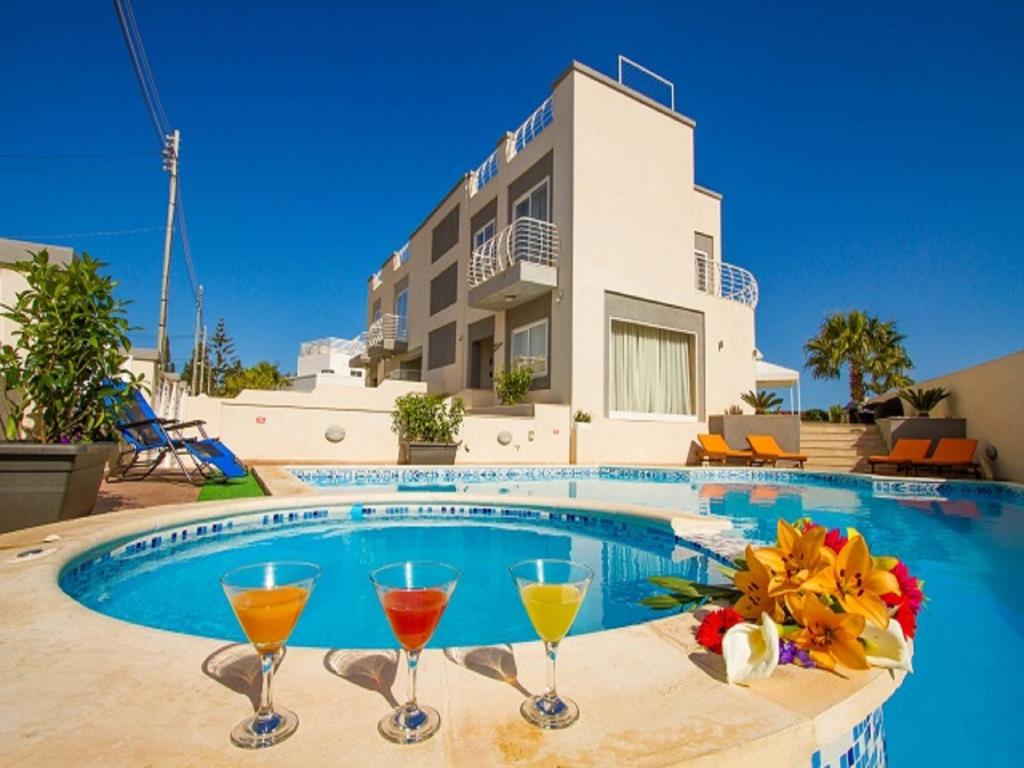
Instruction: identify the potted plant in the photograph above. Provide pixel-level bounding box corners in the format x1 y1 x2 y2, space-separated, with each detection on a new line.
391 393 465 465
495 365 534 406
740 390 783 414
899 387 950 417
0 251 139 533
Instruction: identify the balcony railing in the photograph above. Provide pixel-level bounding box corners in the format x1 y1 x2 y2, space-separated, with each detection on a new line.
367 313 408 349
370 270 383 290
392 243 410 270
468 217 559 288
694 253 759 308
385 369 421 382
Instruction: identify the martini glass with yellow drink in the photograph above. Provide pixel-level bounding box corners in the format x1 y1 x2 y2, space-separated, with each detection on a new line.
510 559 594 729
221 561 320 748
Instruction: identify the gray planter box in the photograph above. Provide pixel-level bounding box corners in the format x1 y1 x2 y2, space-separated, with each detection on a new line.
400 442 459 465
876 417 966 452
0 442 113 534
708 414 801 453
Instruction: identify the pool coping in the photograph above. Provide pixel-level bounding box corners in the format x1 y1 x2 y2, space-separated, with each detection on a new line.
0 493 905 766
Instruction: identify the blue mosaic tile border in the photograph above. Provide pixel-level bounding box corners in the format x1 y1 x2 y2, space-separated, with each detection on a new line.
290 464 1024 504
812 707 886 768
59 502 735 598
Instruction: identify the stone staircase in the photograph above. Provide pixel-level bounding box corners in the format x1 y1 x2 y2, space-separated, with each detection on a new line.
799 423 886 473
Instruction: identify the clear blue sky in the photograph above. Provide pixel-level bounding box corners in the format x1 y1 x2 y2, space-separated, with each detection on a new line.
2 1 1021 407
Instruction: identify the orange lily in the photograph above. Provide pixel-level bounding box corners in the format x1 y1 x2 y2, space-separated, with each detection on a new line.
801 535 900 628
792 594 868 671
733 546 785 623
760 520 834 617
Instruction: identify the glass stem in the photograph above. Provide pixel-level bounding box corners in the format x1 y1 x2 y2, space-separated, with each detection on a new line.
405 649 420 711
257 650 277 720
543 640 560 702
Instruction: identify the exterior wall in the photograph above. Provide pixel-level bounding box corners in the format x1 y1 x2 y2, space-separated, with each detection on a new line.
912 351 1024 481
567 65 756 463
0 239 74 349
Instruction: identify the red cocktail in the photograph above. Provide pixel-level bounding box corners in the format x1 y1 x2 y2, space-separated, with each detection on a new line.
382 588 450 650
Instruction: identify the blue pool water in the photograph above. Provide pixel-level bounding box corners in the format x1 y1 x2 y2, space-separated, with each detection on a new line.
62 468 1024 766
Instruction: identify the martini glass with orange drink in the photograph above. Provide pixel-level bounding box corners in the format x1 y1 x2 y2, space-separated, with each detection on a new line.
510 558 593 729
370 561 460 743
221 561 320 748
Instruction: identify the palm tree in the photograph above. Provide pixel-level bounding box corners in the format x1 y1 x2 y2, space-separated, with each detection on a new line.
804 311 913 403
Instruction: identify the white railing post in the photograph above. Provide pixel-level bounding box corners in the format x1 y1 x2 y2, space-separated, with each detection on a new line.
694 253 759 308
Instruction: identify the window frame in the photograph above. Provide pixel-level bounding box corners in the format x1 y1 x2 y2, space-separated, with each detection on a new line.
606 316 697 422
473 218 496 251
510 317 549 378
512 177 550 222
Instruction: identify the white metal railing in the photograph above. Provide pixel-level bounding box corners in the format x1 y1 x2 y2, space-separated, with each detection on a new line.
392 243 410 270
370 270 383 290
468 217 559 288
470 149 498 196
617 55 675 111
511 97 553 157
367 313 408 348
385 369 422 382
694 253 759 308
300 336 367 357
154 376 187 420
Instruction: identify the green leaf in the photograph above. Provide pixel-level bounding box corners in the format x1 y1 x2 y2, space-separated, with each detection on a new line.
639 595 684 610
647 576 700 596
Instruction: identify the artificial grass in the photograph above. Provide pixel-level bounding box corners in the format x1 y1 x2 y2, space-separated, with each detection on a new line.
198 471 266 502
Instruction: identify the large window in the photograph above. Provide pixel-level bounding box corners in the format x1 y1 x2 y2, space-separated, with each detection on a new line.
394 288 408 340
513 178 549 222
609 319 695 418
510 318 548 377
473 218 496 251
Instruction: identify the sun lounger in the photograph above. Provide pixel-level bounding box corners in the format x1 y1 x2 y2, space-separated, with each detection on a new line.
746 434 807 468
910 438 981 478
868 439 932 474
697 434 753 465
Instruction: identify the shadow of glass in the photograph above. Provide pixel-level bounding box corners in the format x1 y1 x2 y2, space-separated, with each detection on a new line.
323 649 400 708
444 644 532 697
202 642 283 710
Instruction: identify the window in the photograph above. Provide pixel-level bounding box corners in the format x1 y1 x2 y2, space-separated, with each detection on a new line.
609 319 695 418
394 289 408 341
510 318 548 377
372 299 382 323
473 218 496 251
513 178 549 222
429 262 458 315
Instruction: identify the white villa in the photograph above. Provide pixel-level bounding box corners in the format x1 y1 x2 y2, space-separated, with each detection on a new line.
356 60 764 463
290 336 368 392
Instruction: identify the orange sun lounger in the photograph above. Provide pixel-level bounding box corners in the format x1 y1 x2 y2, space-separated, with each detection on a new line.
909 438 981 478
868 439 932 474
697 434 753 465
746 434 807 468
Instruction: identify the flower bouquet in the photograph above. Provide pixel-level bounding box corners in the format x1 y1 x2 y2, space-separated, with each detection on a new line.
643 519 924 684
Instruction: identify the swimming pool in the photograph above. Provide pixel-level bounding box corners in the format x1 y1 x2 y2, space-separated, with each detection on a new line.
291 465 1024 766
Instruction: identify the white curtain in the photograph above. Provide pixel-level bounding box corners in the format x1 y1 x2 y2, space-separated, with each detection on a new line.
610 320 693 415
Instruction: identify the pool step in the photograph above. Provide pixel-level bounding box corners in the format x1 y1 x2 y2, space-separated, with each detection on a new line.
800 423 885 473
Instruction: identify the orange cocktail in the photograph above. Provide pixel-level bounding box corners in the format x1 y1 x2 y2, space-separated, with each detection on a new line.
371 561 460 744
221 562 320 749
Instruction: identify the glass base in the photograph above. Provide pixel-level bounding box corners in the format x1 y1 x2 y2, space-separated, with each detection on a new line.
520 694 580 729
230 707 299 749
378 703 441 744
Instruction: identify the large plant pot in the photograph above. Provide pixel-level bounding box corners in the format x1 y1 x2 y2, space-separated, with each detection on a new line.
400 442 458 465
0 442 113 534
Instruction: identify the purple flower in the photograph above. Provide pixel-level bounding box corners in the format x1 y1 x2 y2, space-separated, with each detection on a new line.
779 639 815 668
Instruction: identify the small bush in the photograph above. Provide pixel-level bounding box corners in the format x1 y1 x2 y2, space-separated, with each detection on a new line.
573 410 592 423
391 393 464 444
726 404 744 415
495 365 534 405
801 408 829 422
828 404 845 423
899 387 950 416
740 390 783 414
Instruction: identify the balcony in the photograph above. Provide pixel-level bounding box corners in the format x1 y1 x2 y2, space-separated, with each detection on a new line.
366 313 408 358
467 217 559 311
694 253 759 309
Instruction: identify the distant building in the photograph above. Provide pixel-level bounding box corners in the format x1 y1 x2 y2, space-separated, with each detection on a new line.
290 336 367 391
0 238 74 349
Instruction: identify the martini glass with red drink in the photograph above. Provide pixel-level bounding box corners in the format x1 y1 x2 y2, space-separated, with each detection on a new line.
370 561 460 743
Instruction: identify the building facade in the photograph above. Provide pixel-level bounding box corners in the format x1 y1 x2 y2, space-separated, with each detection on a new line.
290 336 368 391
359 61 759 462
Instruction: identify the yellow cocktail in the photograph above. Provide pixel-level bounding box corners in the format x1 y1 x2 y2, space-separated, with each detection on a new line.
510 559 594 730
221 562 320 749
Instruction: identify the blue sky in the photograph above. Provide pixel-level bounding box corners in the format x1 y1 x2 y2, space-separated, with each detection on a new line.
1 1 1021 407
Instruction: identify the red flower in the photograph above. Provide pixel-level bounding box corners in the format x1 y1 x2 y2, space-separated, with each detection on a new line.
881 561 924 639
696 608 745 654
824 528 848 554
894 602 917 640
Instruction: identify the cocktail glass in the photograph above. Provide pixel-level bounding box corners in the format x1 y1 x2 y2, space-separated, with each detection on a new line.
510 558 594 729
221 561 320 748
370 560 460 744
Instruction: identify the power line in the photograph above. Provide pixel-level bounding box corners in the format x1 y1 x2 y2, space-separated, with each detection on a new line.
112 0 168 141
6 225 168 240
0 152 157 160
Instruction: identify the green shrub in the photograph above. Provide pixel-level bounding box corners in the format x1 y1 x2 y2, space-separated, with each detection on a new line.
726 404 743 415
828 404 845 423
573 410 592 423
495 365 534 405
899 387 950 416
0 250 138 442
801 408 829 422
391 393 464 444
740 390 783 414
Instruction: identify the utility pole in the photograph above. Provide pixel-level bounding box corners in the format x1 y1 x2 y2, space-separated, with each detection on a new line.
156 128 180 380
191 284 203 394
199 324 209 395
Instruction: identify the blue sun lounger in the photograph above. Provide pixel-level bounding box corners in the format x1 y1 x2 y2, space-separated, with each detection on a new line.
106 384 247 484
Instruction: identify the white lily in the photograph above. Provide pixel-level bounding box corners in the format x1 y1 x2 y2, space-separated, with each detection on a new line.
861 618 914 672
722 613 780 684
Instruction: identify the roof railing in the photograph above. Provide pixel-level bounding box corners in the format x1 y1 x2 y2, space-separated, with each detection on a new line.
468 217 559 288
469 149 498 196
392 243 410 270
510 96 553 158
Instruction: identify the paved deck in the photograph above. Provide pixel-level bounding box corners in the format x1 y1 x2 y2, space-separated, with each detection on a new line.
94 473 200 514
